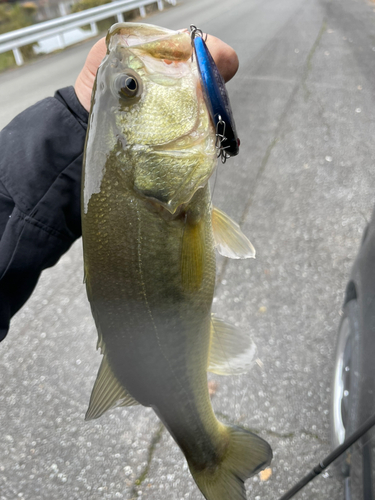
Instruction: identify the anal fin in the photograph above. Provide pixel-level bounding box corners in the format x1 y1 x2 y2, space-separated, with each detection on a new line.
85 355 139 421
212 207 255 259
208 316 257 375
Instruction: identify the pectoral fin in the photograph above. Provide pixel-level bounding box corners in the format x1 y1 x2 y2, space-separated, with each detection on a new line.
181 219 205 292
85 356 139 421
208 316 257 375
212 207 255 259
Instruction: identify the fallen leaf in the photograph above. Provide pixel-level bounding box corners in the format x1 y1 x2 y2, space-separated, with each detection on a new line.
208 380 218 397
255 358 264 368
259 467 272 482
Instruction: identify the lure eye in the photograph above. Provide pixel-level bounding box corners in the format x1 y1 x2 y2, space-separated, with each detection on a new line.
114 71 143 100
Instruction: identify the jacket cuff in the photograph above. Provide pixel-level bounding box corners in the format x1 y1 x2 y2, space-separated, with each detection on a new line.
54 86 89 129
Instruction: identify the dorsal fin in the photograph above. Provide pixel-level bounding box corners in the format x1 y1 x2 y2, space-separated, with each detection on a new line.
85 356 139 421
208 316 257 375
212 207 255 259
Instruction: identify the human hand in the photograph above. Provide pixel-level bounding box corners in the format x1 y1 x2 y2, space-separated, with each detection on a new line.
75 32 239 112
75 37 106 113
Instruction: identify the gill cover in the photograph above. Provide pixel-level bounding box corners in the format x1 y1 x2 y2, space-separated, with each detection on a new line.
96 23 217 214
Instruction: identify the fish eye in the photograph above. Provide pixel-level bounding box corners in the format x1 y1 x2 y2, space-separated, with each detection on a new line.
120 75 137 96
114 71 143 100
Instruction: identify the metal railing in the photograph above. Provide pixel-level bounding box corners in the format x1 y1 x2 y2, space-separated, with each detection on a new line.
0 0 177 66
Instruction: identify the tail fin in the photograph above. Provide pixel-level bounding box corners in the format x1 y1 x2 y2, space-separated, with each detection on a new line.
189 425 272 500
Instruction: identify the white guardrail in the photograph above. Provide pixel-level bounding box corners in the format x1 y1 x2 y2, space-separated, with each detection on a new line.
0 0 176 66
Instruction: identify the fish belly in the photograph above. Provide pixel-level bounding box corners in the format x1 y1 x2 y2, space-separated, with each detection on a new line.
82 170 220 454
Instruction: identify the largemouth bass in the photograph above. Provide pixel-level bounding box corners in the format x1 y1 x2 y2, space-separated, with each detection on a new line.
81 22 272 500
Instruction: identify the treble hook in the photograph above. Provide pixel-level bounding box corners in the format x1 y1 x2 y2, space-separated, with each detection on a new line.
189 25 205 43
215 115 229 163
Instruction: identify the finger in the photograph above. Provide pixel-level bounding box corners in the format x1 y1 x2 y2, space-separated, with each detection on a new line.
205 34 239 83
85 37 107 77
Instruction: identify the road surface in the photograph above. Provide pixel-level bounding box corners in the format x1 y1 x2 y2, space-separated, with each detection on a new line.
1 0 375 498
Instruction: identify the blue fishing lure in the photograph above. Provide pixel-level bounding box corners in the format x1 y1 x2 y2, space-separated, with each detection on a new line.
191 27 240 162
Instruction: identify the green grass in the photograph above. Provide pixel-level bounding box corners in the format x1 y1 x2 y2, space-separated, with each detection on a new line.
0 51 16 71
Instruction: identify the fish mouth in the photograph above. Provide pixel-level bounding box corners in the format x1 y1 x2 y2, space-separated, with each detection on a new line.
132 133 217 214
107 23 192 62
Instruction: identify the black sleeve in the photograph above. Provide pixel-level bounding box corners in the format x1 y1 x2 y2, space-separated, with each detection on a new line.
0 86 89 341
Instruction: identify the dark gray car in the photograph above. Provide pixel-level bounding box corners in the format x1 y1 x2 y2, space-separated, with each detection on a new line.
330 206 375 500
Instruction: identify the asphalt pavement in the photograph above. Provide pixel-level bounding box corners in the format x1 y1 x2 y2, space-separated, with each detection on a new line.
1 0 375 498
